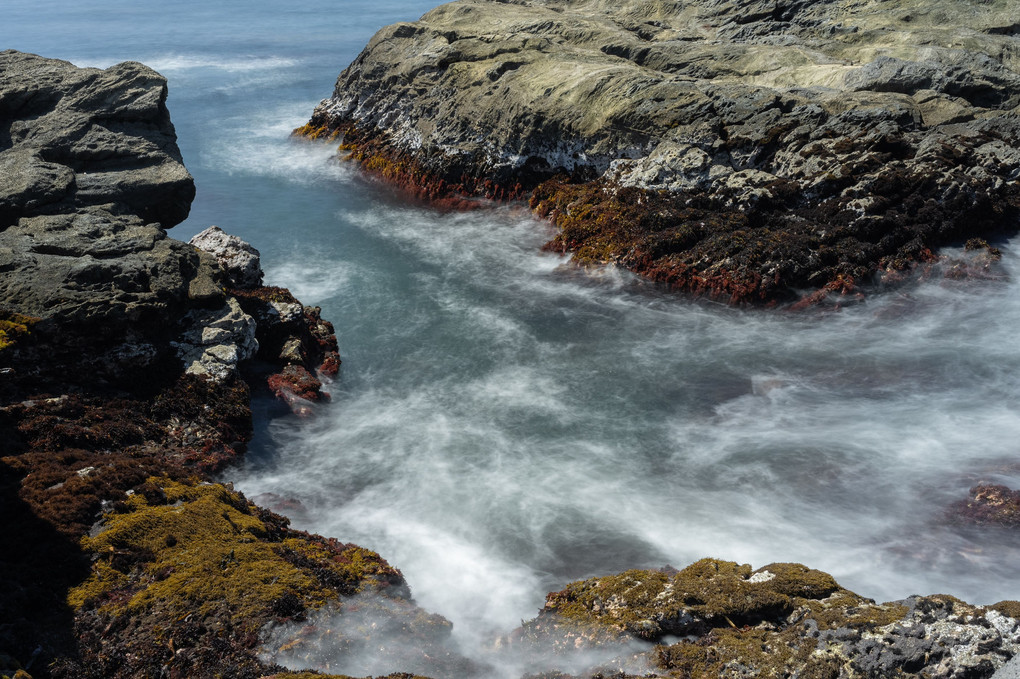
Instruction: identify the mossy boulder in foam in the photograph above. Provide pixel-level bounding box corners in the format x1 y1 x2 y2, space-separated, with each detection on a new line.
63 475 465 678
502 558 1020 678
305 0 1020 304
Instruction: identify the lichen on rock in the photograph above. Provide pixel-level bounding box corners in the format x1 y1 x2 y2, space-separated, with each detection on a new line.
302 0 1020 305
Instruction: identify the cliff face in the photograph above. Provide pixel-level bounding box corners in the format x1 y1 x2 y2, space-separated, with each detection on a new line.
303 0 1020 304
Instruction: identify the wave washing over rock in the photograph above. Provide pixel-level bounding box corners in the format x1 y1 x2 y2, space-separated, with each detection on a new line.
0 51 452 679
3 11 1020 679
300 0 1020 306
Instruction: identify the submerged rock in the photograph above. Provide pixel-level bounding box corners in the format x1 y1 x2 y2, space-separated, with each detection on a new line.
949 484 1020 527
303 0 1020 305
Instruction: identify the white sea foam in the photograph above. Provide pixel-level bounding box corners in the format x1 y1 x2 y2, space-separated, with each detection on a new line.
263 256 360 307
234 204 1020 677
199 102 356 184
145 54 300 73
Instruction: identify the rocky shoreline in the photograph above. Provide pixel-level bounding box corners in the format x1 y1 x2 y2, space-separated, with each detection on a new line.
0 51 450 679
3 27 1020 679
299 0 1020 306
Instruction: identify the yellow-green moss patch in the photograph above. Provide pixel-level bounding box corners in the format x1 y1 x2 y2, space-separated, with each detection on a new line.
0 311 39 351
292 123 340 141
656 625 838 679
69 477 338 625
544 558 849 639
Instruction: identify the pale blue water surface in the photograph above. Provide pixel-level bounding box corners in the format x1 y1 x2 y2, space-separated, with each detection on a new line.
7 2 1020 673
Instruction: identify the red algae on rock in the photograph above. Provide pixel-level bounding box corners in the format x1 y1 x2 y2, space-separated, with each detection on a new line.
229 286 341 412
948 484 1020 527
301 0 1020 306
295 123 528 207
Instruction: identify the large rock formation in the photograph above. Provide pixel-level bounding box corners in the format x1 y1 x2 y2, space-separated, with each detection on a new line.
503 559 1020 678
0 52 454 679
301 0 1020 304
0 49 221 389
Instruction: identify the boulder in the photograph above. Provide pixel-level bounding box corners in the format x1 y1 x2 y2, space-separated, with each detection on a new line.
190 225 264 289
502 559 1020 678
0 51 209 388
0 50 194 228
302 0 1020 304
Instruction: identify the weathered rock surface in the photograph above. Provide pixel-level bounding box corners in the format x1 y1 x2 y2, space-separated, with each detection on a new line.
502 559 1020 678
0 50 194 227
190 224 265 289
303 0 1020 305
0 52 452 679
0 50 218 389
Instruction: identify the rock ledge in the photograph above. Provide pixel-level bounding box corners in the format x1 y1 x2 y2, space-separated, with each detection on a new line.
302 0 1020 305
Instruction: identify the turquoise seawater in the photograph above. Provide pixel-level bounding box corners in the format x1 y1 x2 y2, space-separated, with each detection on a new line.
7 2 1020 673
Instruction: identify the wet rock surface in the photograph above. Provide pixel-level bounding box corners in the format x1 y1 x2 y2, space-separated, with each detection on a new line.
503 559 1020 678
303 0 1020 305
949 484 1020 527
0 52 453 679
3 39 1019 679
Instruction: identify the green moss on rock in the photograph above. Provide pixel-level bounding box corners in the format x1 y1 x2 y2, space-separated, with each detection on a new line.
68 477 383 625
542 558 853 641
0 311 38 352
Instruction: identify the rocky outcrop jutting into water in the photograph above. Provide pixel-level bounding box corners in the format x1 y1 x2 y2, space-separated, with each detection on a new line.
3 36 1020 679
506 560 1020 678
301 0 1020 305
0 51 464 679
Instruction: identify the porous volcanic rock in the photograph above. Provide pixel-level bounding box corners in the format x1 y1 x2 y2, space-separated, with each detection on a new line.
302 0 1020 304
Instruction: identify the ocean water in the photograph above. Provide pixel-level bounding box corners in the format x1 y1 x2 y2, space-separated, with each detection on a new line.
7 2 1020 675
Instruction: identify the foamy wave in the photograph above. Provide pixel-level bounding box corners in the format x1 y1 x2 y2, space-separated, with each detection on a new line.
145 53 299 73
263 263 355 307
200 101 356 184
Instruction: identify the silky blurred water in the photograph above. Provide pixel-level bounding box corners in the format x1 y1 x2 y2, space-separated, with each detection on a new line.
7 2 1020 674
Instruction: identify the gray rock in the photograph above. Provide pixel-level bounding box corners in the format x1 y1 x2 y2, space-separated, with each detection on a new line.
0 50 195 228
189 225 264 289
172 297 258 381
821 598 1020 679
993 654 1020 679
305 0 1020 303
0 52 225 388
